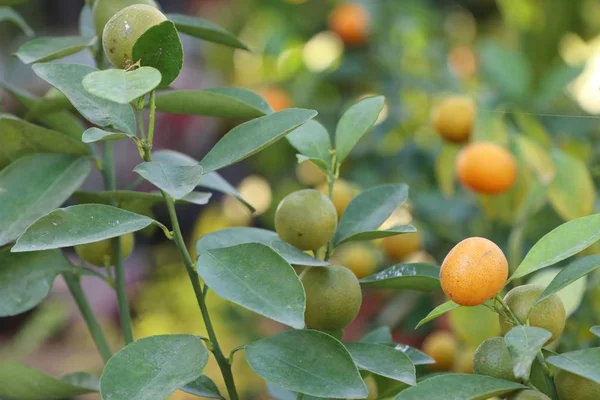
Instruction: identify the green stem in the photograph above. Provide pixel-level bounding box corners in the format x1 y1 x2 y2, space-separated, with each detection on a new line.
103 142 135 345
323 154 338 261
136 97 146 140
147 91 156 147
63 272 112 363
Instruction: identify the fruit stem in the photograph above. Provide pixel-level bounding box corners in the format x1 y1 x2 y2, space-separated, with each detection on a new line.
136 96 146 140
63 271 112 363
323 152 338 261
494 294 520 327
147 90 156 147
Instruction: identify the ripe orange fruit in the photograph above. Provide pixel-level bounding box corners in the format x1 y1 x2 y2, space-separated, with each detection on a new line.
422 330 457 371
259 87 293 112
440 237 508 306
328 3 370 46
456 142 517 195
380 231 421 261
432 95 475 143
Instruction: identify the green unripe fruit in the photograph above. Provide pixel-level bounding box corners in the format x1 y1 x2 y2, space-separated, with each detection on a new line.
301 265 362 331
102 4 167 69
509 390 551 400
92 0 159 37
555 370 600 400
275 189 337 250
472 337 517 382
75 233 135 266
499 284 566 344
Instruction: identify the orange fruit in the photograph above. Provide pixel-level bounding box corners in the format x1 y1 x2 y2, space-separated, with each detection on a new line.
432 95 475 143
330 243 379 279
259 87 293 112
380 231 421 262
440 237 508 306
456 142 517 195
316 179 358 218
447 46 477 79
422 331 457 371
328 2 370 46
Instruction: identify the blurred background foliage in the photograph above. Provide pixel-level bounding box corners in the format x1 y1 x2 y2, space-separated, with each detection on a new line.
2 0 600 398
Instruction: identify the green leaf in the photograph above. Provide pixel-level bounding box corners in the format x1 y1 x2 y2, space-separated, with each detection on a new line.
154 88 271 118
134 161 203 200
534 255 600 307
513 114 552 149
0 362 96 399
394 373 526 400
0 0 30 5
534 64 583 110
591 326 600 337
334 184 409 246
82 67 161 105
74 189 211 209
478 40 531 103
100 335 208 400
132 20 183 88
82 127 133 143
196 243 305 328
392 344 435 366
78 3 94 38
32 63 136 134
547 348 600 384
528 267 586 318
0 114 90 169
246 330 368 398
0 154 90 247
547 149 595 220
345 342 416 385
335 96 384 163
152 149 254 211
199 108 317 173
504 326 552 380
361 326 393 343
415 300 460 329
0 250 73 317
359 327 434 365
515 135 555 183
181 375 224 399
339 225 416 245
510 214 600 280
12 204 154 252
0 7 33 36
167 13 249 50
359 263 440 291
61 372 100 391
15 36 96 64
286 120 332 168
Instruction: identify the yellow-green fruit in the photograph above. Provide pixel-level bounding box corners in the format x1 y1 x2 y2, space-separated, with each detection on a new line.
422 331 457 371
331 243 379 279
75 233 135 266
555 370 600 400
301 265 362 331
275 189 337 250
449 304 500 346
509 390 551 400
499 284 566 344
92 0 159 37
473 337 517 382
102 4 167 69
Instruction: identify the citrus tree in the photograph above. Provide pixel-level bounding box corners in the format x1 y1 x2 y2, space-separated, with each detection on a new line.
1 1 600 400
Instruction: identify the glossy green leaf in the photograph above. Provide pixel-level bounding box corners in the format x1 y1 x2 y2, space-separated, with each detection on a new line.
394 373 526 400
167 13 249 50
12 204 154 252
0 250 73 317
82 127 133 143
26 87 74 119
0 115 90 169
534 255 600 307
82 67 161 104
510 214 600 280
153 149 254 211
100 335 208 400
528 267 586 318
392 344 435 366
0 154 90 246
74 189 211 209
334 184 409 245
534 64 583 109
547 149 594 221
199 108 317 173
478 40 531 103
515 135 555 183
335 96 384 163
504 326 552 380
436 143 459 198
154 87 271 118
360 263 440 291
340 225 416 245
32 63 136 134
0 362 97 400
197 243 305 328
286 120 332 168
361 326 393 343
0 7 33 36
181 375 223 399
591 326 600 337
60 372 100 391
134 161 203 200
246 330 368 398
132 20 183 88
266 383 322 400
357 328 434 365
415 300 460 329
15 36 96 64
547 348 600 384
345 342 416 385
196 227 327 266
